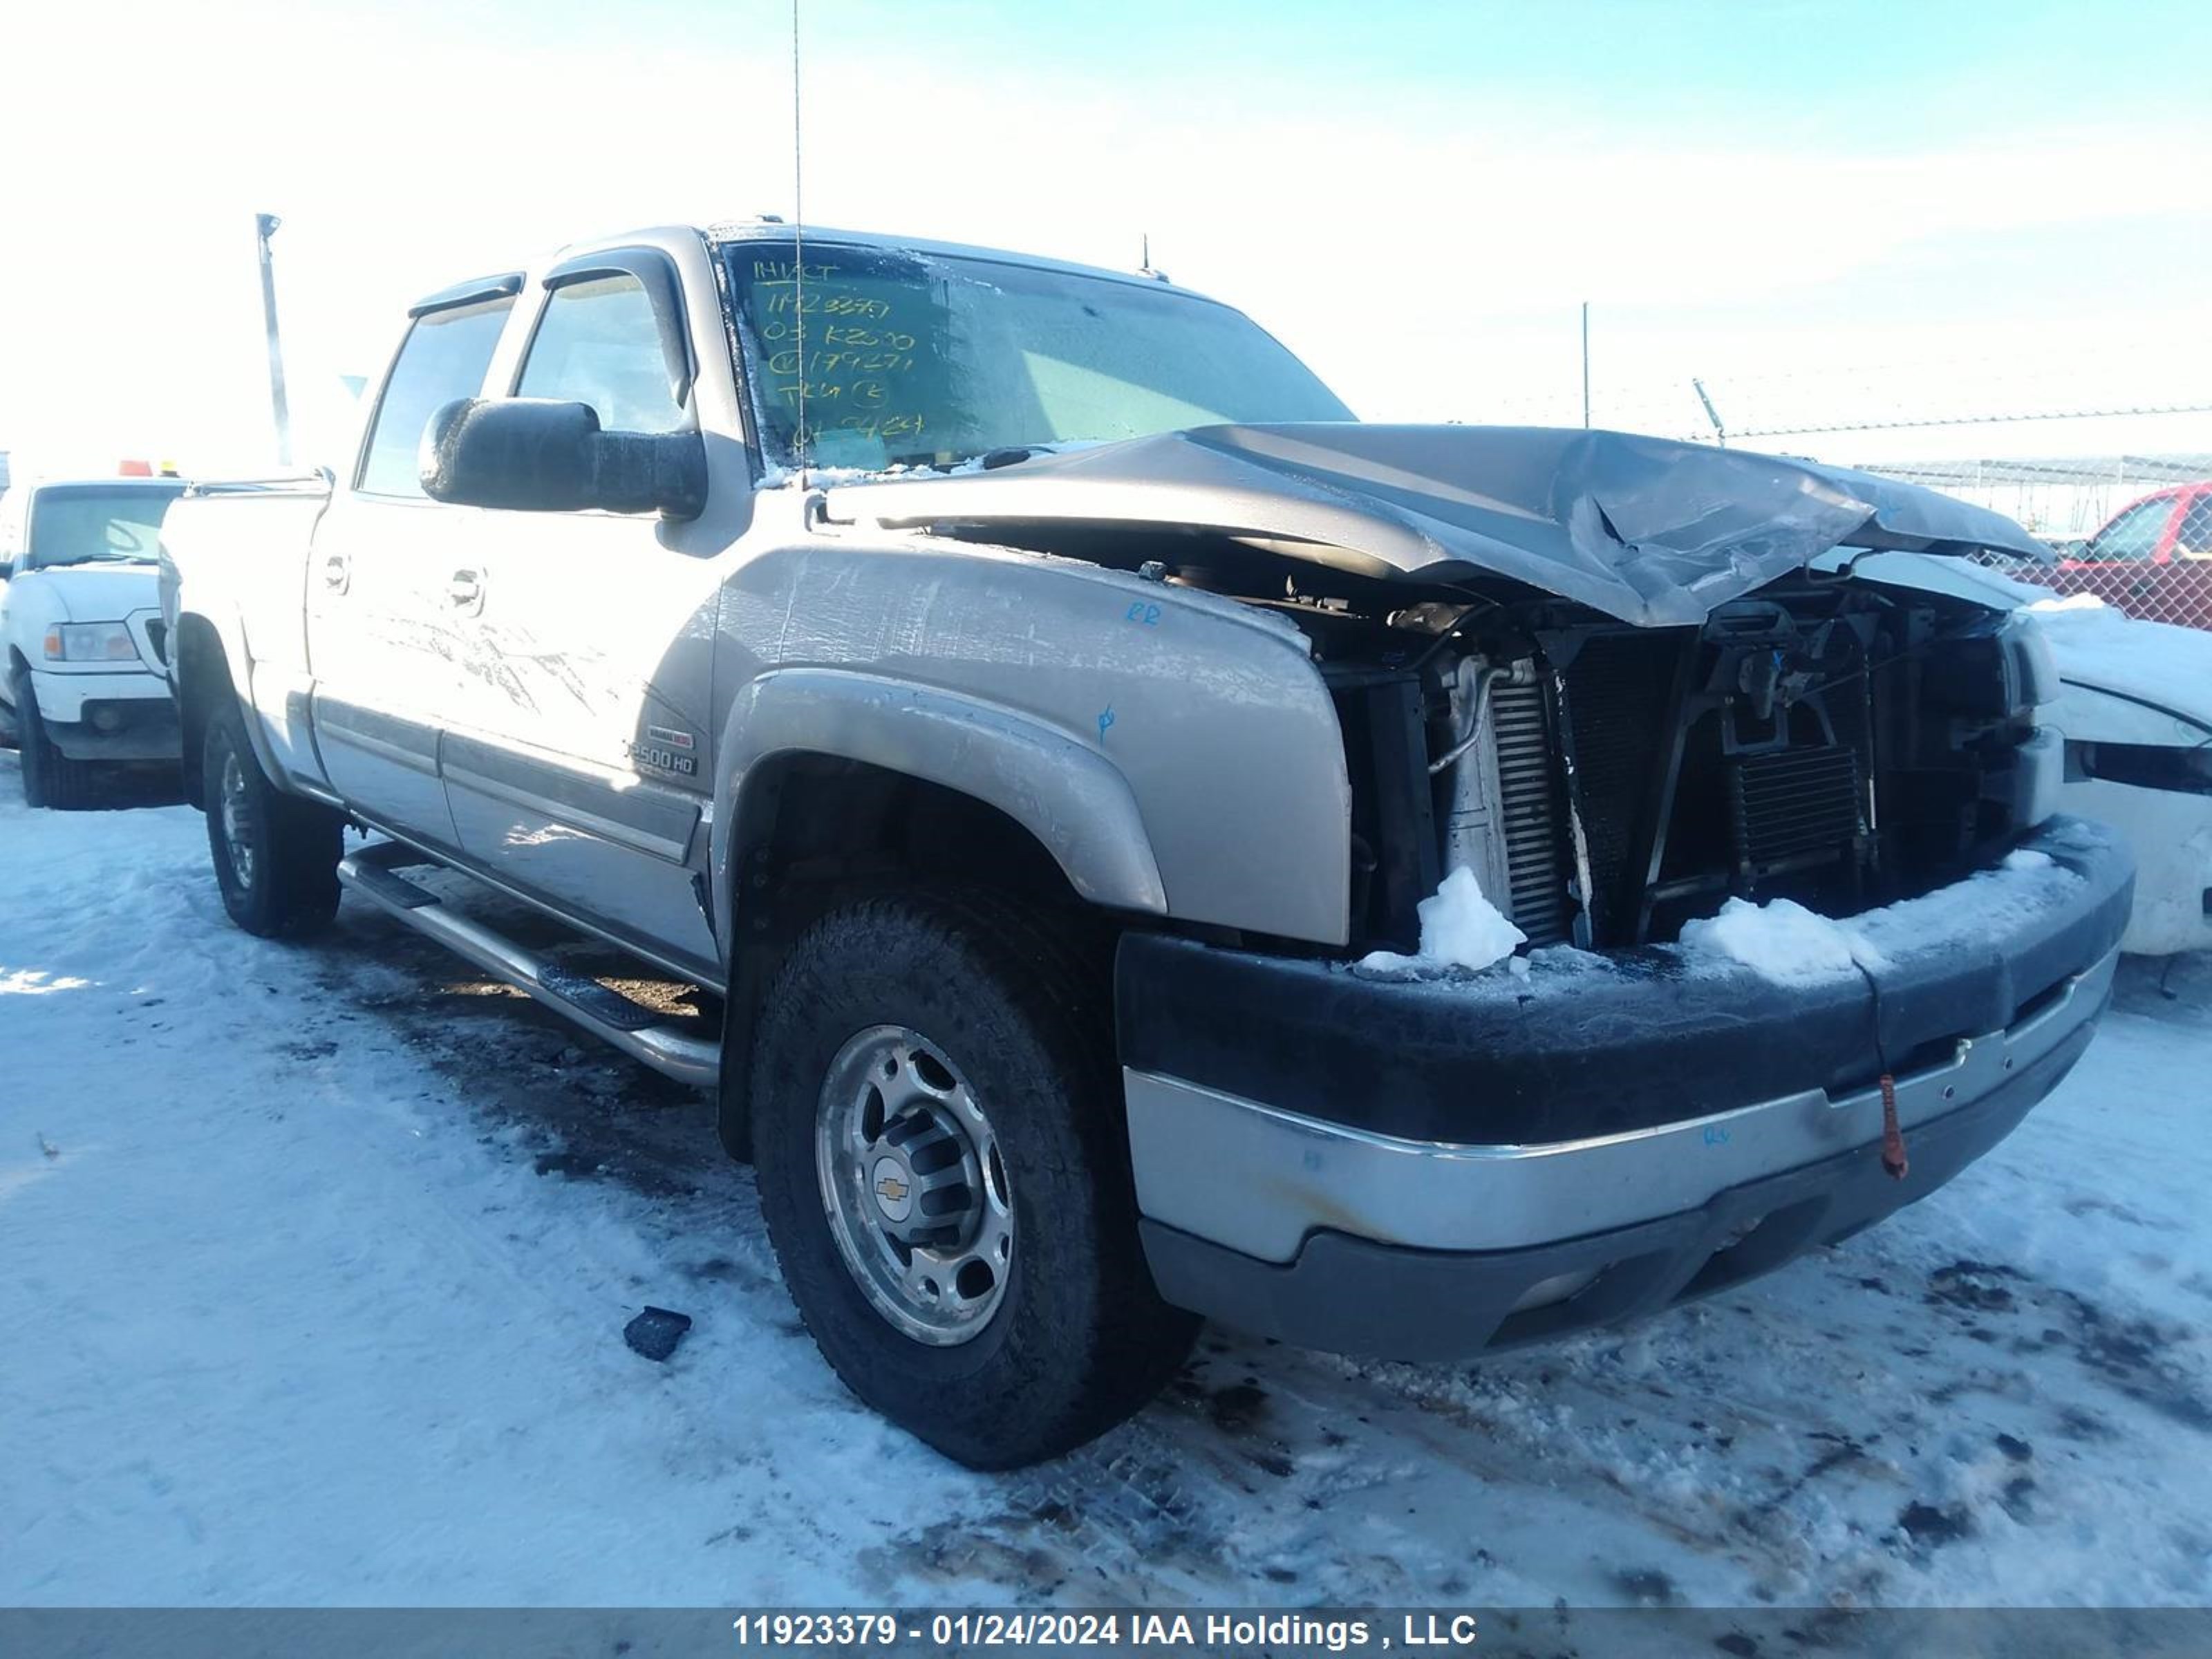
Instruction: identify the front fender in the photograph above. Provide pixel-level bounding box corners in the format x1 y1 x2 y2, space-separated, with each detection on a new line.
180 603 256 713
3 574 71 663
711 669 1170 943
171 608 285 801
709 535 1354 947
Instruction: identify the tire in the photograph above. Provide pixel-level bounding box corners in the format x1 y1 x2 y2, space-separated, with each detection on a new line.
750 889 1198 1469
201 696 343 937
12 665 97 810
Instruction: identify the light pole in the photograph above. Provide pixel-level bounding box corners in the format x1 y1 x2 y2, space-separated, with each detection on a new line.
256 213 293 468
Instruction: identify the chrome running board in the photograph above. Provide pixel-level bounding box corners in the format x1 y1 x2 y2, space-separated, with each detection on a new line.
337 841 719 1087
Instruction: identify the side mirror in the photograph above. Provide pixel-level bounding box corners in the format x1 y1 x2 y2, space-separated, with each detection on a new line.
419 398 707 521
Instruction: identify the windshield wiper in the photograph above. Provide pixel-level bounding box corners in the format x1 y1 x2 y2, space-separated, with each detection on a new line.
885 444 1051 474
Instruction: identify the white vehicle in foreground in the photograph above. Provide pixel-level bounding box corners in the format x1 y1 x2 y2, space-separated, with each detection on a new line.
0 476 187 807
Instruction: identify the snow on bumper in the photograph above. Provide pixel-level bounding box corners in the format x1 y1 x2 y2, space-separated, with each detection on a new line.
1116 817 2132 1360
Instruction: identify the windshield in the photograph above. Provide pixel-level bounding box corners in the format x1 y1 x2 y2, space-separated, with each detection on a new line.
722 240 1353 474
24 485 185 570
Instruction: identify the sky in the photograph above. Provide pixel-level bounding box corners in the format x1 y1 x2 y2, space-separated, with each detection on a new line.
1 0 2207 480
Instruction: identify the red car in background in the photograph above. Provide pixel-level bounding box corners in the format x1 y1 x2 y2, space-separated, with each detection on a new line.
2046 480 2212 630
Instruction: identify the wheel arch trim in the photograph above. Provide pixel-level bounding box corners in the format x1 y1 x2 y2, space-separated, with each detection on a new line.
173 612 288 805
708 667 1169 950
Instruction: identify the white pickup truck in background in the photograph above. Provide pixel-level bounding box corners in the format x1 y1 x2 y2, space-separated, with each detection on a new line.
0 476 186 807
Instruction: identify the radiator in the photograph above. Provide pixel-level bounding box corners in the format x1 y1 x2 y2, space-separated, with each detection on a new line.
1729 744 1864 874
1490 674 1575 948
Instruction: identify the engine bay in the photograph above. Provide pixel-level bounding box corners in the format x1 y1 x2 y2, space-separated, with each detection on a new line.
1316 572 2056 953
921 514 2056 955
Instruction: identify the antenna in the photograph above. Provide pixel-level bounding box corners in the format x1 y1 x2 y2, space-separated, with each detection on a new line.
790 0 807 488
1580 301 1591 429
1137 232 1168 283
1693 377 1727 447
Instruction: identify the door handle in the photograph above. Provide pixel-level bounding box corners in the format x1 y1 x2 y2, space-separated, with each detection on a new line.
447 569 483 610
321 552 350 593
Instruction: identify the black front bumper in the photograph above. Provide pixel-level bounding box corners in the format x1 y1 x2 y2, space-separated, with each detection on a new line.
1115 818 2133 1360
1119 818 2133 1147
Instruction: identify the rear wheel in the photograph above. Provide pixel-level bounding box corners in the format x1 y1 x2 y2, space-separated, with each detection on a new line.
750 890 1197 1469
12 665 97 810
201 697 343 937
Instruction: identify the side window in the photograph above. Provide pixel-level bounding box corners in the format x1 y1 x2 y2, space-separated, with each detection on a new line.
357 296 515 498
514 275 689 435
2085 498 2173 562
2173 492 2212 560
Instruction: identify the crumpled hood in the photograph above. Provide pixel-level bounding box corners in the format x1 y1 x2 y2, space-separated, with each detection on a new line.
16 563 162 621
824 424 2051 627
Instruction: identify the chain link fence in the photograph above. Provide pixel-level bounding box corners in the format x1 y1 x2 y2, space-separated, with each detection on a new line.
1509 328 2212 629
1855 452 2212 630
1540 335 2212 628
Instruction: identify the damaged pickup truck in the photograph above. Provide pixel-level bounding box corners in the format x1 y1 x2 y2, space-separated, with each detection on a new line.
160 223 2133 1468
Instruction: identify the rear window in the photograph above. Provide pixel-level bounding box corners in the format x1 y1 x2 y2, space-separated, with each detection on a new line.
357 296 515 498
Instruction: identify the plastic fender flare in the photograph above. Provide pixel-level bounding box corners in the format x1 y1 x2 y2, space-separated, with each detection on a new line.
709 667 1169 950
176 608 285 789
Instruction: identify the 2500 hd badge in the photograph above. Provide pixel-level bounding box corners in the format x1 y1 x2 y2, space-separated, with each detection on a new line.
627 724 698 778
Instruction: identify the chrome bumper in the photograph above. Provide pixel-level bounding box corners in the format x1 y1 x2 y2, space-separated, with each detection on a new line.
1127 948 2115 1266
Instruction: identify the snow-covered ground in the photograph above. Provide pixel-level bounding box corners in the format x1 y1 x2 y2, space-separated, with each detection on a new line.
4 757 2210 1609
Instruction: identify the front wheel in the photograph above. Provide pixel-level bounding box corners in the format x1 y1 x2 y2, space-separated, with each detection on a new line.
750 890 1197 1470
201 697 343 937
12 666 97 809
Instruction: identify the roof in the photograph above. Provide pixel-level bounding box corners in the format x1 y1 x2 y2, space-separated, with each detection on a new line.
701 218 1217 303
408 221 1227 321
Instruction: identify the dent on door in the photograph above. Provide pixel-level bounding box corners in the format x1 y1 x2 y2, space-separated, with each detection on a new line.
438 557 722 977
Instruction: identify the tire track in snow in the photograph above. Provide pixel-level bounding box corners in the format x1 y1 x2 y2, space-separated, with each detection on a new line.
10 766 2209 1607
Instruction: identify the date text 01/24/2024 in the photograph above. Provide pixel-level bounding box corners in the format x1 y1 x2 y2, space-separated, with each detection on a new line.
729 1611 1483 1649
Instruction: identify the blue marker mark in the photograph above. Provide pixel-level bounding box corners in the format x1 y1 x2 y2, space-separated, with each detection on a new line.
1702 1124 1731 1147
1125 601 1163 626
1098 706 1116 740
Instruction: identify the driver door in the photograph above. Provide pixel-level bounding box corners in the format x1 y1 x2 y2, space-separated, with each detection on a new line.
438 253 724 977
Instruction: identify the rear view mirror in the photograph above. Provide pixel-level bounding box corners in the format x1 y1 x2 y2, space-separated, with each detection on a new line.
419 397 707 521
